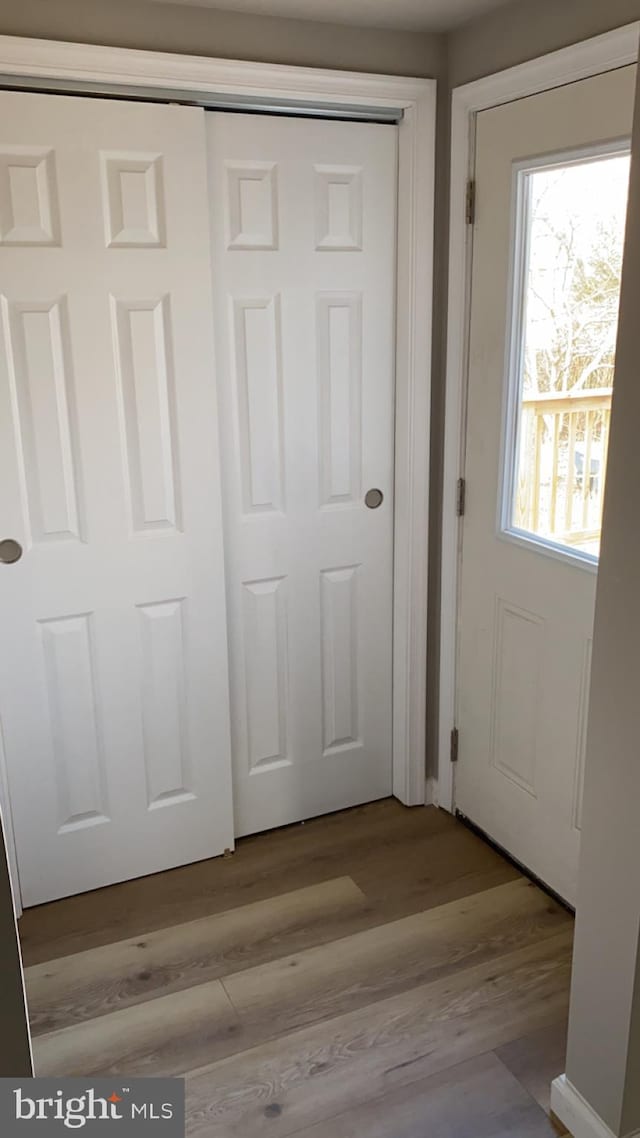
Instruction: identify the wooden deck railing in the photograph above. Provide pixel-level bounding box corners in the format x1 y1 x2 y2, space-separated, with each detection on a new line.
516 388 612 547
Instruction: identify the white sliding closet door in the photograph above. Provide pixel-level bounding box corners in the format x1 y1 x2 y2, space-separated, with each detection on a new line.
0 90 234 906
207 112 397 837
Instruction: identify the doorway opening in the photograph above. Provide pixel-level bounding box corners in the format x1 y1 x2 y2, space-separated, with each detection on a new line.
0 43 434 918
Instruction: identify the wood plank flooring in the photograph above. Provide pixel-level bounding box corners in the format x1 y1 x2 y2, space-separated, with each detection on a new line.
20 801 572 1137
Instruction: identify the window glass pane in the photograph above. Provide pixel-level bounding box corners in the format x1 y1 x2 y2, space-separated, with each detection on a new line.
508 152 630 559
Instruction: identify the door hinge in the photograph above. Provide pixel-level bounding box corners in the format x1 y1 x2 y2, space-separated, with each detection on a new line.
456 477 466 517
466 179 476 225
450 727 459 764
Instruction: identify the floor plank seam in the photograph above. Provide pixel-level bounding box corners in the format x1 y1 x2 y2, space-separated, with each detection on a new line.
22 804 574 1137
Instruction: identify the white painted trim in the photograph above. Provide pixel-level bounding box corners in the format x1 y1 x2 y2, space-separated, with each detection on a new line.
425 775 439 806
0 37 435 843
551 1075 640 1138
439 22 640 815
0 34 432 108
392 92 435 806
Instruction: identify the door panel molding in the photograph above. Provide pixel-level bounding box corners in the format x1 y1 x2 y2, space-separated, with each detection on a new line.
440 21 640 815
0 37 435 878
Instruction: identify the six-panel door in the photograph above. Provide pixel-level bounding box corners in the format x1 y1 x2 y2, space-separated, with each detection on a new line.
0 90 234 906
207 113 397 836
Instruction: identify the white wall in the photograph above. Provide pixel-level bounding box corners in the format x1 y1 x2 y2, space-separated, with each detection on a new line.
448 0 640 85
0 0 445 78
561 57 640 1138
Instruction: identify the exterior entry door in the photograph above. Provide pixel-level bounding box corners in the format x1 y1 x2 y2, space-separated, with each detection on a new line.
207 113 397 837
456 67 635 903
0 90 234 907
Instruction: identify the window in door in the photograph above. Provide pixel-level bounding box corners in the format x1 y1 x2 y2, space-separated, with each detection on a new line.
502 147 630 562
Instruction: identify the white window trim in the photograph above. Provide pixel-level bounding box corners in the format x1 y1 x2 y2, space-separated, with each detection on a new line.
439 23 640 814
0 37 436 910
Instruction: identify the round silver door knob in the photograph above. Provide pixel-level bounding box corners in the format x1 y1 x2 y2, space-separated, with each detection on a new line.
365 488 384 509
0 539 23 564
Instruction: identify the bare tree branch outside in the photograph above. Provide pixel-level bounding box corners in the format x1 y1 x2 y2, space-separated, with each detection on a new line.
512 153 630 555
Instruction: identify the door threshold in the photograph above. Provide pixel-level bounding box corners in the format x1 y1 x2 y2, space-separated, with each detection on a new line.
455 810 575 915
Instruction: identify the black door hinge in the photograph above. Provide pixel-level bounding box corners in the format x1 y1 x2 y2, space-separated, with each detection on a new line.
466 179 476 226
450 727 459 763
456 477 466 517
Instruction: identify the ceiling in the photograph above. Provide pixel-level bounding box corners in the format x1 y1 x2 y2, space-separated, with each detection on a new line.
142 0 510 33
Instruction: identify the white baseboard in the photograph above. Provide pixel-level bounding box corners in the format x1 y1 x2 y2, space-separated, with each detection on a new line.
425 776 439 806
551 1075 640 1138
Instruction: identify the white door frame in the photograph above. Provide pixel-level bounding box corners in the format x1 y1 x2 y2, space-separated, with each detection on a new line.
0 36 435 912
439 23 640 814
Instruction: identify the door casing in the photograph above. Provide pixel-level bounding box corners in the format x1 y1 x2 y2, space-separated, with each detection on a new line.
0 36 436 914
440 21 640 817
